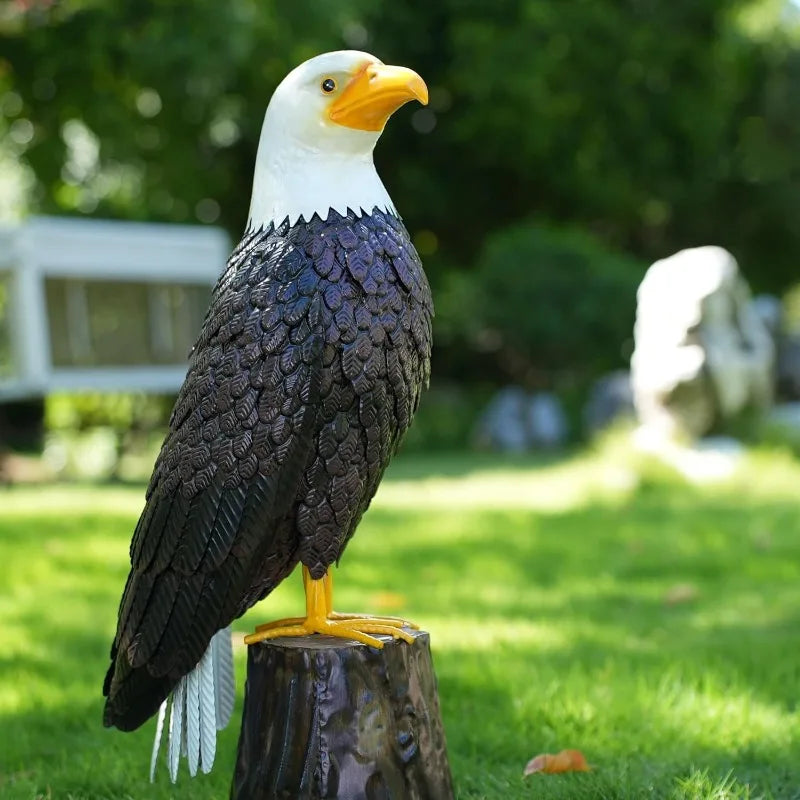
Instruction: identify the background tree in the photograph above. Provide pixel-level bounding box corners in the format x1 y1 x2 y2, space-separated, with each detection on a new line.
3 0 800 392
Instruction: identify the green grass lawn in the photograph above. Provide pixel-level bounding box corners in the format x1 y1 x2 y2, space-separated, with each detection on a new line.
2 443 800 799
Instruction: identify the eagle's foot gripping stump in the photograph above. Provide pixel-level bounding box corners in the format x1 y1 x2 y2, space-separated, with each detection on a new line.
231 629 454 800
244 566 418 650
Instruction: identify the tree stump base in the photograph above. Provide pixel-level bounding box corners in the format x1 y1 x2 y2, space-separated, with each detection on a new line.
230 629 454 800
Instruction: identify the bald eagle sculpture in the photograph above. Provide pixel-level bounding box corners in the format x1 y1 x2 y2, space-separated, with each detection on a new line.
102 50 433 781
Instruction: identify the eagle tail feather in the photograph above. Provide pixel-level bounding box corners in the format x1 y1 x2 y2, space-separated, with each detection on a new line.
149 699 167 782
185 664 201 774
198 639 217 774
167 676 184 781
213 624 236 730
149 627 234 783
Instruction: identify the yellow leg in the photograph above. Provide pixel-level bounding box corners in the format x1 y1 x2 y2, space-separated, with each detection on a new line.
251 567 317 633
323 570 419 630
244 566 416 649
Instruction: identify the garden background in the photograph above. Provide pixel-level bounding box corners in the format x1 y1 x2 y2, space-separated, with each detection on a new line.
2 2 800 798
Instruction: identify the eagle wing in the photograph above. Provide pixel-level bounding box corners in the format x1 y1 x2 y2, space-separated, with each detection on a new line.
103 231 323 731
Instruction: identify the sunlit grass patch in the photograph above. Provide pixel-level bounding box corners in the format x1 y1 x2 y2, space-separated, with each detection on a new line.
1 445 799 798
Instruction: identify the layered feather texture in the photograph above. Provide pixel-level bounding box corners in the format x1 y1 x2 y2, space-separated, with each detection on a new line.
103 208 433 776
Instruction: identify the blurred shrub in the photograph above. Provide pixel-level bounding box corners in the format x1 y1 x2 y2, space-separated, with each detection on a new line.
783 283 800 333
42 386 485 468
401 384 489 452
44 427 119 480
451 223 643 388
0 274 12 378
44 392 172 480
757 406 800 456
45 392 173 434
6 0 800 395
43 426 164 482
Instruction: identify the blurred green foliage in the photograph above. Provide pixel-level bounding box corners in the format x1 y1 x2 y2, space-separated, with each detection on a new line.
3 0 800 392
782 282 800 332
44 393 173 478
456 224 643 387
0 272 12 377
45 392 172 434
42 386 484 473
401 385 489 453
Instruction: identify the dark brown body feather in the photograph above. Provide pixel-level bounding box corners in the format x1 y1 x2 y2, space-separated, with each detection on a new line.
103 208 433 731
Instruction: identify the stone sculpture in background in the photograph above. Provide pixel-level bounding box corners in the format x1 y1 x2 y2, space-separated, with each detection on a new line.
631 246 775 441
751 294 783 341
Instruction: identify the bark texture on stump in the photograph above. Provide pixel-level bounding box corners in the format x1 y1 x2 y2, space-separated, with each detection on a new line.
230 629 454 800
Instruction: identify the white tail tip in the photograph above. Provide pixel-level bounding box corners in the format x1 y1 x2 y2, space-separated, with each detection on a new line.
149 627 235 783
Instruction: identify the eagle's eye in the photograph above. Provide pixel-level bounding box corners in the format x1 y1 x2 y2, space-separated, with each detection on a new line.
321 78 337 94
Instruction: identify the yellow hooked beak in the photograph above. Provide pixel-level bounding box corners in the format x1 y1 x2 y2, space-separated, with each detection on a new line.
328 62 428 132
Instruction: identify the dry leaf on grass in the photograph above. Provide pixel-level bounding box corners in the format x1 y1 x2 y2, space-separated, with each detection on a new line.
524 749 591 776
369 591 408 610
664 583 698 606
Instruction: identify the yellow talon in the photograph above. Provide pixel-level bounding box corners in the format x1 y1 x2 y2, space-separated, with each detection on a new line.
328 612 419 630
244 566 417 649
331 621 416 645
245 621 384 649
244 624 313 644
254 616 305 632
